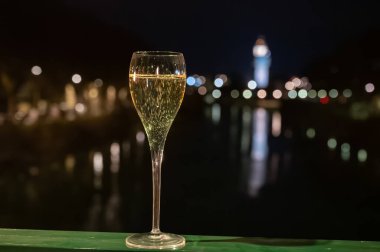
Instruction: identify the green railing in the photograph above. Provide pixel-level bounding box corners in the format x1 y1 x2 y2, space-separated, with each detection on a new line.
0 229 379 251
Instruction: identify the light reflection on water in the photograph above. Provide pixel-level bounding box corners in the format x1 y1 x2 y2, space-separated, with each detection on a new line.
248 108 269 198
0 101 378 239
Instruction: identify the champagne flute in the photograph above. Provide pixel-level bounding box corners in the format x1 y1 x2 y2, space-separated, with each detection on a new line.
125 51 186 249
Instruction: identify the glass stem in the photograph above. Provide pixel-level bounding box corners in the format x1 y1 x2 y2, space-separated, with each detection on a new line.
150 148 163 235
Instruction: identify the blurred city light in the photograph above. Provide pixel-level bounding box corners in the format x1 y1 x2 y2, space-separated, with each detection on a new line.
212 89 222 99
365 83 375 93
118 88 128 101
242 89 252 99
136 131 145 144
318 89 327 98
211 103 221 125
219 74 228 83
197 86 207 96
251 108 269 159
186 76 196 86
94 78 103 87
89 87 99 99
341 151 350 161
110 142 120 173
110 142 120 158
285 81 295 90
272 89 282 99
308 89 317 98
301 77 312 89
253 38 271 88
214 78 224 88
357 149 367 162
341 143 350 153
257 89 267 99
72 74 82 84
288 90 297 99
271 111 281 137
292 77 301 87
343 89 352 98
306 128 316 139
65 155 75 174
31 65 42 76
298 89 307 99
74 103 86 114
341 142 351 161
320 96 330 104
93 152 103 189
231 89 239 98
248 80 257 90
204 94 214 104
327 138 337 150
93 152 103 176
329 89 339 98
197 76 206 86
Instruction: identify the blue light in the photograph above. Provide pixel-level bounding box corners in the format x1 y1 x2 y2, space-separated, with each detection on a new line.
186 76 196 86
214 78 224 88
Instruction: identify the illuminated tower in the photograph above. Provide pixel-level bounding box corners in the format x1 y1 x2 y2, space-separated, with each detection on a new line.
253 37 271 88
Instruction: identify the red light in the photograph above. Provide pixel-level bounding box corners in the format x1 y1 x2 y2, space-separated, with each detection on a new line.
320 97 330 104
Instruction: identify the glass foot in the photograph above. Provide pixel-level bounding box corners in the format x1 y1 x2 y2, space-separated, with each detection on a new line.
125 232 185 250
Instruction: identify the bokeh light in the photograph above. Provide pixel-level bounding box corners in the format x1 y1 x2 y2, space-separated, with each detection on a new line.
327 138 337 150
341 143 350 153
365 83 375 93
248 80 257 90
212 89 222 99
298 89 307 99
308 89 317 99
306 128 316 139
94 78 103 87
186 76 195 86
242 89 252 99
285 81 295 90
343 89 352 98
31 65 42 76
219 74 228 83
292 77 301 87
329 89 338 98
231 89 239 99
357 149 367 162
214 78 224 88
272 89 282 99
257 89 267 99
72 74 82 84
288 90 297 99
317 89 327 98
136 131 145 143
198 86 207 96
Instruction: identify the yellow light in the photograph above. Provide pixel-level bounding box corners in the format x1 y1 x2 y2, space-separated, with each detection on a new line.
89 88 99 98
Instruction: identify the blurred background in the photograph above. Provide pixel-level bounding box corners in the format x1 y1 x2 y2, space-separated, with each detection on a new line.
0 0 379 241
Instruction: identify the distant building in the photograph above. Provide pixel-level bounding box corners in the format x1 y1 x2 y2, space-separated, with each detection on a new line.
253 37 271 88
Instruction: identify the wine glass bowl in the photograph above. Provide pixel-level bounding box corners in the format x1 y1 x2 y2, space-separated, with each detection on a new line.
126 51 186 250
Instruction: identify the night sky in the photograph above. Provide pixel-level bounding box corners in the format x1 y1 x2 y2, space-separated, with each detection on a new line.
62 0 380 79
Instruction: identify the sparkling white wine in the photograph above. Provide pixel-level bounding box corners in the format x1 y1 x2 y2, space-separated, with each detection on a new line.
129 74 186 150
